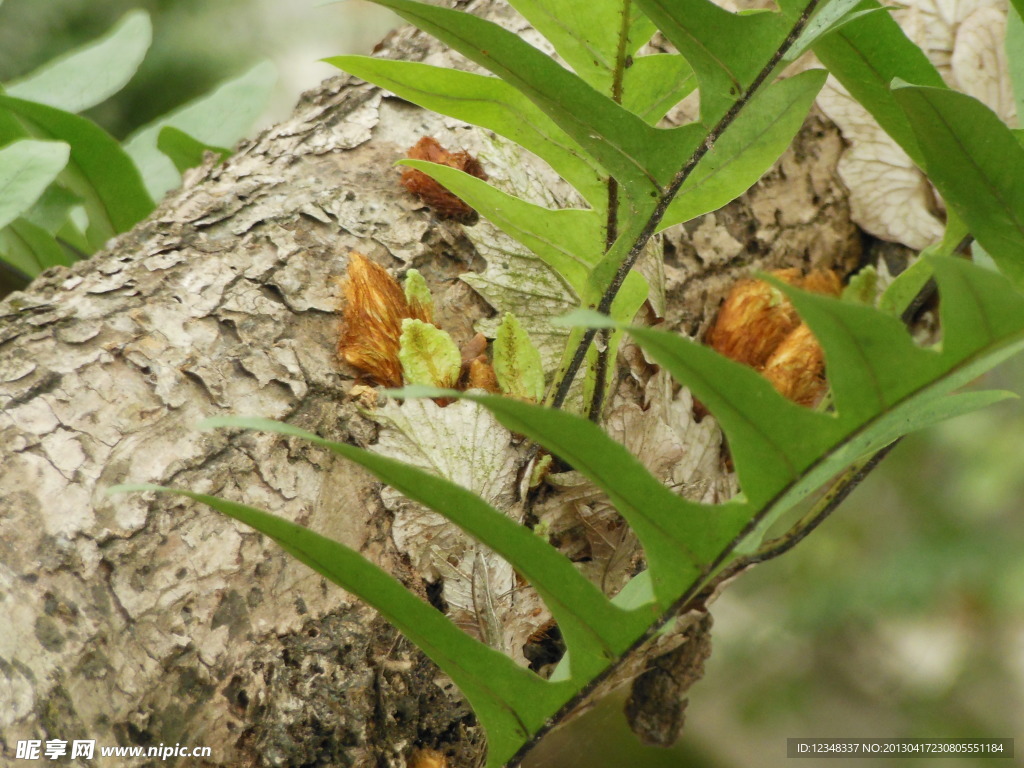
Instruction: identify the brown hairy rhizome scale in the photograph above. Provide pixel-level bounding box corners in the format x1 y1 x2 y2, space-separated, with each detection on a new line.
708 268 842 406
400 136 488 224
337 251 430 388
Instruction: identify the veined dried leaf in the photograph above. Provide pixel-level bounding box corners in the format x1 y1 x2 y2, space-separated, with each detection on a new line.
371 398 524 568
400 136 488 224
399 318 462 388
462 227 578 374
337 251 409 388
842 265 880 306
370 398 545 660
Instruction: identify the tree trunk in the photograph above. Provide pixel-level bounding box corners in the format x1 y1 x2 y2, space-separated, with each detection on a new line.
0 2 861 766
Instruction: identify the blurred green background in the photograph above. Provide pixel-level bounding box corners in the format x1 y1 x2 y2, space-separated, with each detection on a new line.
1 1 1020 765
0 0 399 139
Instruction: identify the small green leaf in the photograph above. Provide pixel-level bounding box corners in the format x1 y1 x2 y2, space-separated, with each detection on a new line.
891 83 1024 290
841 265 879 306
399 319 462 387
493 313 546 401
403 269 434 320
528 453 553 489
813 2 945 166
0 140 69 231
156 126 229 174
0 97 154 248
5 10 152 114
124 61 276 199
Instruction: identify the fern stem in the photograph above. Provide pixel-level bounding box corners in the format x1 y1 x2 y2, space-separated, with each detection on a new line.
713 439 901 577
611 0 631 106
584 0 634 423
549 0 824 410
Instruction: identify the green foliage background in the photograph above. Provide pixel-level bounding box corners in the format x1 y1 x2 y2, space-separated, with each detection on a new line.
5 1 1021 766
0 0 399 138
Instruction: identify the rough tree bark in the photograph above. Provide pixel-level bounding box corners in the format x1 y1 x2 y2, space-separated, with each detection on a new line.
0 2 861 766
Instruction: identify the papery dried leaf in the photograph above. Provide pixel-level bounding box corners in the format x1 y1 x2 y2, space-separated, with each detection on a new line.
370 398 545 661
337 251 410 388
400 136 488 224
